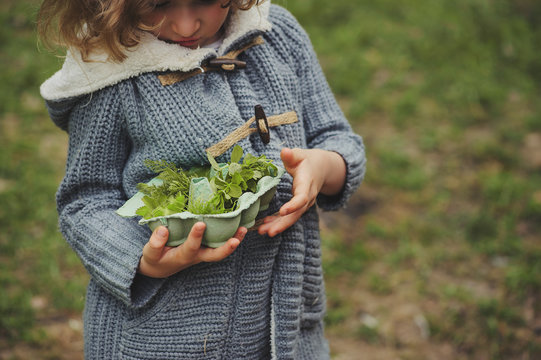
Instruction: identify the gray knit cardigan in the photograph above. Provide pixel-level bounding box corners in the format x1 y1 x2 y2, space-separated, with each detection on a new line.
41 3 366 359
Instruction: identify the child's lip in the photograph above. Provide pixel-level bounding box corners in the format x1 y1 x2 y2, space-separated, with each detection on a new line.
172 38 200 47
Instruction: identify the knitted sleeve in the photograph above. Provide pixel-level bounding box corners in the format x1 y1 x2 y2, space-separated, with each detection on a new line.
271 6 367 211
50 86 165 309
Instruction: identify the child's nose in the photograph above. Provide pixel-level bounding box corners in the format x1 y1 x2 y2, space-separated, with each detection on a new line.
170 8 200 37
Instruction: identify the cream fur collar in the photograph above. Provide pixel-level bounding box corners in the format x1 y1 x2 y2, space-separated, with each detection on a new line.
40 2 271 101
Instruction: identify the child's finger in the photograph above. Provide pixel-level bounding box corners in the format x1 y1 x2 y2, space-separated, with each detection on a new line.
232 226 248 240
280 174 314 215
258 216 281 235
263 215 279 224
280 192 309 216
198 238 240 262
182 222 206 255
257 220 275 235
143 226 169 262
260 212 302 237
197 227 247 262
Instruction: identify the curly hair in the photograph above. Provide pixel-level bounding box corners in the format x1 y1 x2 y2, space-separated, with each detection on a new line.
37 0 261 62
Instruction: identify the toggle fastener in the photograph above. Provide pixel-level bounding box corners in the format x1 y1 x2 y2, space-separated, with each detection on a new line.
207 58 247 71
255 105 270 145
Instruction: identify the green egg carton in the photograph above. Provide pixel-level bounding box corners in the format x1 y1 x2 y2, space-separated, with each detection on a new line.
116 166 284 248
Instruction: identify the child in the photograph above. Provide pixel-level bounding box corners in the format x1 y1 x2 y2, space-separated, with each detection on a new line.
38 0 366 358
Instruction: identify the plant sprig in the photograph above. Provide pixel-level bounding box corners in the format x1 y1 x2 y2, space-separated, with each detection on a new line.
135 145 277 219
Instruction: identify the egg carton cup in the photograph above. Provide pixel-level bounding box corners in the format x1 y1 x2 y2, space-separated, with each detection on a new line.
116 166 284 247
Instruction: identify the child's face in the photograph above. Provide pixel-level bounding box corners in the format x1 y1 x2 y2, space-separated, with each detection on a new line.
143 0 231 48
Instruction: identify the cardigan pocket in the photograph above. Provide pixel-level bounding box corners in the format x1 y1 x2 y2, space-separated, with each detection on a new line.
122 278 180 330
119 263 233 359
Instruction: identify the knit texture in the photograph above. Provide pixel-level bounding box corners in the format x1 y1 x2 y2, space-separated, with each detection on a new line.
43 4 366 359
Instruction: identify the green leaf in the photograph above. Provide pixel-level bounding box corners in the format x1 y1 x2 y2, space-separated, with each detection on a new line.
212 176 227 188
243 153 256 165
228 183 243 198
167 194 186 213
207 151 221 170
151 208 165 218
247 179 257 192
268 163 278 177
240 168 254 179
228 162 242 175
232 172 246 190
231 145 243 163
143 159 179 174
253 170 263 179
141 195 157 209
210 195 224 210
136 206 150 218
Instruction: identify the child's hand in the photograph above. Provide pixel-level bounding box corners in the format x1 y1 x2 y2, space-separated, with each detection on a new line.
138 223 247 278
258 147 346 237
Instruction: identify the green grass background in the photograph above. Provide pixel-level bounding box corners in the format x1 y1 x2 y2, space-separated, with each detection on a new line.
1 0 541 358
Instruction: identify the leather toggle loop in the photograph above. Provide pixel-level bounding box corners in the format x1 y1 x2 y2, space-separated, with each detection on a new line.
158 36 264 86
255 105 270 145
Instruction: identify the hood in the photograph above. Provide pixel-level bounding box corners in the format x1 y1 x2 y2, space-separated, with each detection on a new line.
40 1 271 109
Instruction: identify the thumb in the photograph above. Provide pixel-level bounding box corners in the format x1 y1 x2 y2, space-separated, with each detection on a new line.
280 148 304 174
143 226 169 262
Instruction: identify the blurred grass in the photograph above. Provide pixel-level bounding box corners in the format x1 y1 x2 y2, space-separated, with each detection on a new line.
277 0 541 358
0 0 87 355
1 0 541 358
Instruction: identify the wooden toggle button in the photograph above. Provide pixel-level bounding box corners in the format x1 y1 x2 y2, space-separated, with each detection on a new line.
255 105 270 145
